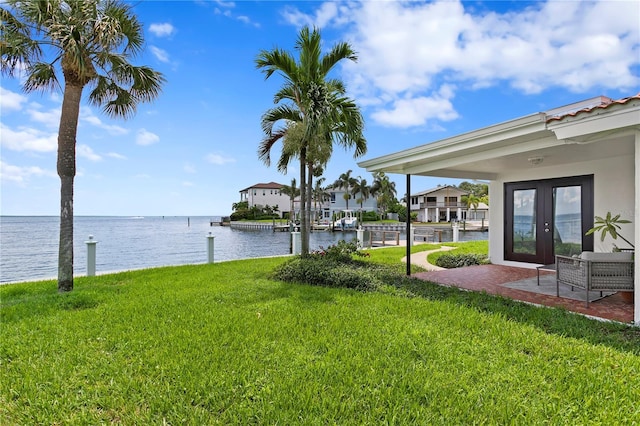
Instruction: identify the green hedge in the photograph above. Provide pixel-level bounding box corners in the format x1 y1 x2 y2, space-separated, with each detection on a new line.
434 253 489 268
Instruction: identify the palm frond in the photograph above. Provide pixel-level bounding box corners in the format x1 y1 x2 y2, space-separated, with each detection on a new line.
258 128 287 166
23 61 59 92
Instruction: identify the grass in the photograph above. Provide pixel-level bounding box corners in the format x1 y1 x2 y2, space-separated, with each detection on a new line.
1 246 639 424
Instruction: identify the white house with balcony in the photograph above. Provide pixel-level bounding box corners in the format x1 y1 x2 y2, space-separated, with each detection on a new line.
239 182 292 218
410 185 469 222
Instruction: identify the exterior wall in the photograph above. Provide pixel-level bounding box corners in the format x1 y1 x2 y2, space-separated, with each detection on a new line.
411 187 468 222
327 190 378 212
488 153 635 268
241 187 291 217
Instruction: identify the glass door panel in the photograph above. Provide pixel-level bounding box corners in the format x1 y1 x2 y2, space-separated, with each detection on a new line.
513 189 537 255
553 186 583 257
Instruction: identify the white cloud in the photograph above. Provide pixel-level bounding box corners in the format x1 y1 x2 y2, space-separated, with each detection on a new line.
136 129 160 146
150 46 170 63
206 153 236 165
149 23 175 37
184 163 196 174
80 110 129 135
0 87 27 112
26 106 61 128
182 181 195 187
371 87 459 127
282 2 338 28
288 0 640 128
0 123 57 152
77 144 102 162
106 152 127 160
0 160 55 185
215 0 235 7
236 15 260 28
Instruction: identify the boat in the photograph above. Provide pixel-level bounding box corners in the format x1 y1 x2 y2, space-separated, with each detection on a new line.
333 210 358 231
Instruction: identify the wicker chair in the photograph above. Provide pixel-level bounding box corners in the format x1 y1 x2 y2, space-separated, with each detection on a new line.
556 252 634 307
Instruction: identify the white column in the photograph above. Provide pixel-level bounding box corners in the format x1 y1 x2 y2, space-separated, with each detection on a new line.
452 222 459 242
409 225 415 247
85 235 98 276
207 232 215 263
291 231 301 255
435 207 439 222
634 130 639 325
356 228 365 248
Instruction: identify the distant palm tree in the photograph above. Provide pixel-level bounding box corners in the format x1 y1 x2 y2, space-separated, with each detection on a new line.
352 176 370 210
1 0 164 292
256 26 366 255
312 177 330 222
280 178 300 221
465 194 481 219
371 172 397 219
332 169 357 210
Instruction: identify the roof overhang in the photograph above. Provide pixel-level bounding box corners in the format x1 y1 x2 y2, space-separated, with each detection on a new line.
358 97 640 180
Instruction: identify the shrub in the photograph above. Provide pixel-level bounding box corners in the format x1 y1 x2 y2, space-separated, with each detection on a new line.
361 211 380 222
229 210 249 221
311 239 370 263
272 251 397 292
435 253 489 268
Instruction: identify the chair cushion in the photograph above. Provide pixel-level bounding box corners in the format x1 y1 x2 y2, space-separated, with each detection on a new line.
580 251 633 261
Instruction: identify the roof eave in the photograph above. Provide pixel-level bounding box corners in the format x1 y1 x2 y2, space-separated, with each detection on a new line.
358 112 549 174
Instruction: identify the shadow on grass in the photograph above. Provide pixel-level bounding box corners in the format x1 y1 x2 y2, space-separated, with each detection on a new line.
394 276 640 355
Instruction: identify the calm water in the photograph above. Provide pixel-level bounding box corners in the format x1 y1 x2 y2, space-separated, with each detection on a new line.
0 216 486 283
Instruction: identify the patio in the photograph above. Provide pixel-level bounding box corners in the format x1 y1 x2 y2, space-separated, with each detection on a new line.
412 264 634 324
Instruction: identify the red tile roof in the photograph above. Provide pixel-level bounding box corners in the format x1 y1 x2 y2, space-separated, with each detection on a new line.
239 182 284 192
546 93 640 123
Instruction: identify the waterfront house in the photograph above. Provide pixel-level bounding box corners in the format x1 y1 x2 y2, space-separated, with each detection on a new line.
239 182 292 218
410 185 469 222
239 182 379 222
359 94 640 324
324 188 378 221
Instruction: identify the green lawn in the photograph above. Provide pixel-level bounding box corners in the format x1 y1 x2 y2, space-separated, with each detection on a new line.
1 247 639 424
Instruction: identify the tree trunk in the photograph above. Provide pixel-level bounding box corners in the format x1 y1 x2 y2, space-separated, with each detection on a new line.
299 149 308 255
57 83 83 292
306 163 313 238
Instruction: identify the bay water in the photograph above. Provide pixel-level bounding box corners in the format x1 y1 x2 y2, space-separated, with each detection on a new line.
0 216 485 284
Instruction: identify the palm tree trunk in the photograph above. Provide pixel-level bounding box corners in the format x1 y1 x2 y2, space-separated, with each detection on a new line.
306 163 313 236
299 149 308 255
57 83 83 292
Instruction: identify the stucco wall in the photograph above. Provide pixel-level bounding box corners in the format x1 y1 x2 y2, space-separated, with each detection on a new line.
488 153 635 267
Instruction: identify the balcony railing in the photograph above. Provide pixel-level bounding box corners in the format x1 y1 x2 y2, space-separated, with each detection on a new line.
418 202 467 209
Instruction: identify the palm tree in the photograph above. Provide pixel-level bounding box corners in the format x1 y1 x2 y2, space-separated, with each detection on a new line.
256 26 366 255
464 194 481 220
312 177 330 223
332 169 357 210
1 0 164 292
352 176 370 210
371 172 397 219
280 178 300 221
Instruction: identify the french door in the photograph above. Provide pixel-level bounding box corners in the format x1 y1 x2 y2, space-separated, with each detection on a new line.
504 175 594 264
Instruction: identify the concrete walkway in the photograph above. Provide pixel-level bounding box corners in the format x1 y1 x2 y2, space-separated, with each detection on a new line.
401 245 457 271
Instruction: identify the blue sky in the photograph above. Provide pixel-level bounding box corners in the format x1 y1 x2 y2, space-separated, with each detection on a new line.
1 0 638 216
